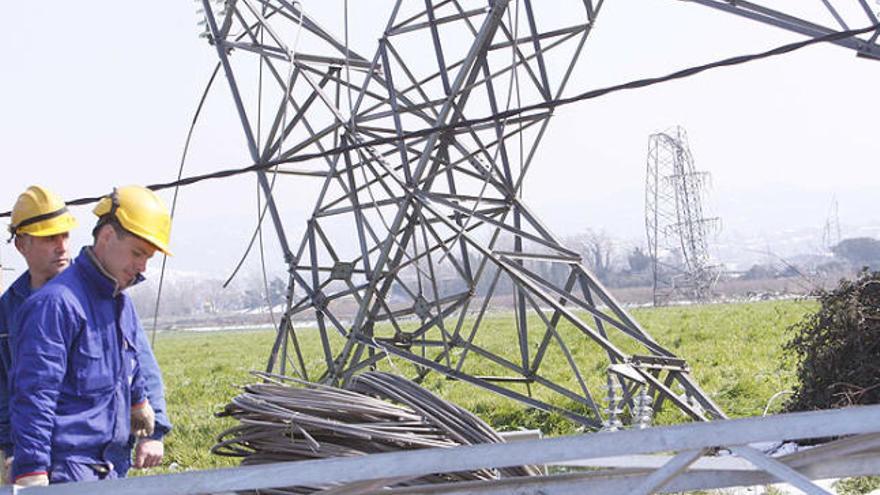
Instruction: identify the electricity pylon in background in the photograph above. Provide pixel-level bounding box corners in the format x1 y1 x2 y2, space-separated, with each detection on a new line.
646 126 721 306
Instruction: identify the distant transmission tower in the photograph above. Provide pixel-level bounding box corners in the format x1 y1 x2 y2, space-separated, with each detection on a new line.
645 127 720 305
822 195 841 251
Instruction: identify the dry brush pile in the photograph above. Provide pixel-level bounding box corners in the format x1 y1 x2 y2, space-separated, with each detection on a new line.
785 270 880 412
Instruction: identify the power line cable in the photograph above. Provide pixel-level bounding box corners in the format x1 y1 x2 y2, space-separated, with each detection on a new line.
149 63 222 347
2 22 876 219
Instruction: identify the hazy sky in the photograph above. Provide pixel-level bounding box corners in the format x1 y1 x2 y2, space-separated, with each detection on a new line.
1 0 878 279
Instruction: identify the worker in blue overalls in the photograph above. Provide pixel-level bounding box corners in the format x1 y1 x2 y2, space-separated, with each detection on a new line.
6 185 172 485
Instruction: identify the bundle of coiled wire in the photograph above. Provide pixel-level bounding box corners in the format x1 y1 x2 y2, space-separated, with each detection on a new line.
212 371 540 493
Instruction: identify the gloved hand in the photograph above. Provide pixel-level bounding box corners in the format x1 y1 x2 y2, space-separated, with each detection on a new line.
134 438 164 469
0 454 12 485
131 399 156 438
15 472 48 487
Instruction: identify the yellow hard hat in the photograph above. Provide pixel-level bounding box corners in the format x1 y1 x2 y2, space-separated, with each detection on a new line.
9 185 79 238
93 185 173 256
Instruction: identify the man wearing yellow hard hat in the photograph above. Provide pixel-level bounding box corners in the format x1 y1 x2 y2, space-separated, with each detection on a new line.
0 185 78 484
6 185 172 486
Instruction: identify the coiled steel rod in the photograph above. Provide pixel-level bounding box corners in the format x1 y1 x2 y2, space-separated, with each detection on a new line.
213 371 540 493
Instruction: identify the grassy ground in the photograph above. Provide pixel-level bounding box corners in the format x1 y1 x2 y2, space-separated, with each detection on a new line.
145 299 814 475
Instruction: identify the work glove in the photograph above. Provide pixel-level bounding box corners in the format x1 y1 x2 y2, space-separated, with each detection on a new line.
131 399 156 438
134 438 164 469
14 473 48 487
0 453 10 485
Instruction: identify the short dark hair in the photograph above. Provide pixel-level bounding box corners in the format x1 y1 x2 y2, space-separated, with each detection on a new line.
92 215 131 242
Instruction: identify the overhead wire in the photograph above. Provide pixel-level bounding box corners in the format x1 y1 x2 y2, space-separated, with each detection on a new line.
221 18 269 291
149 63 223 347
437 0 524 265
266 3 306 376
343 0 403 376
256 9 282 353
256 9 275 342
245 2 306 377
222 2 304 289
149 4 300 348
342 27 438 286
411 1 528 371
2 21 877 220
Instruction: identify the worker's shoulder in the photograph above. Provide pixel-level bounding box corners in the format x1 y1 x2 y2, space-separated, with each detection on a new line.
0 285 13 311
0 271 31 310
0 289 12 323
23 270 88 314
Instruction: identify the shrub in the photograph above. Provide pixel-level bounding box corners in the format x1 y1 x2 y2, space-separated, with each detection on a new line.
784 270 880 412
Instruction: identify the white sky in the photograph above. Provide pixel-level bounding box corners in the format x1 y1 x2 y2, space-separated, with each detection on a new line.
1 0 878 278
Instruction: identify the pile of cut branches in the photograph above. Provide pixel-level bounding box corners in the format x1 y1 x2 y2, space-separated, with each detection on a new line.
785 270 880 412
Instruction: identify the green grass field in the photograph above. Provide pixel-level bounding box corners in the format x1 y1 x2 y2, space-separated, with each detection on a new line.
148 299 813 475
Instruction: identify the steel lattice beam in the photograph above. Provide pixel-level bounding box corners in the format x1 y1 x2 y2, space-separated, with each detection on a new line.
199 0 725 428
681 0 880 60
8 405 880 494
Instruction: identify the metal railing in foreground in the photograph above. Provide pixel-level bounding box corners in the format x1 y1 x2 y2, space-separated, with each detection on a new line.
7 404 880 495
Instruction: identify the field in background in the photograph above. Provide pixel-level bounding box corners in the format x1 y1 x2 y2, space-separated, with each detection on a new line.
146 299 814 475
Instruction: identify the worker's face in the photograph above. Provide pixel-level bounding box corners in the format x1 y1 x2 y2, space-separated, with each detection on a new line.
97 227 157 289
15 233 71 288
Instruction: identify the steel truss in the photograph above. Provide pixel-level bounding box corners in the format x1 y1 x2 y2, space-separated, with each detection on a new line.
645 127 720 305
682 0 880 60
11 404 880 494
198 0 725 428
643 1 880 303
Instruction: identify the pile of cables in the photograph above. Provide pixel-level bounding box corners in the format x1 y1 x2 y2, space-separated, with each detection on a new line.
212 371 540 493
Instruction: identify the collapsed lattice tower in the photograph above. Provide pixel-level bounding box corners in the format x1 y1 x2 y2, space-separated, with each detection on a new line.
645 126 720 305
198 0 726 428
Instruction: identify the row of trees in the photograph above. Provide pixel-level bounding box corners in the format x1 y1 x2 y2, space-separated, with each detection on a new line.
831 237 880 269
569 233 880 284
128 229 637 319
128 233 880 319
128 273 288 320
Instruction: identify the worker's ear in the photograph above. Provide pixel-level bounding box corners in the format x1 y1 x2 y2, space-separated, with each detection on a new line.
94 223 113 250
13 234 29 255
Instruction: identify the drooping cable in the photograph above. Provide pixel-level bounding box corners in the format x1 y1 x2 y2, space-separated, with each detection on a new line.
3 21 876 219
222 2 305 290
149 63 222 348
255 11 281 341
437 0 524 265
260 3 305 376
344 0 402 376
